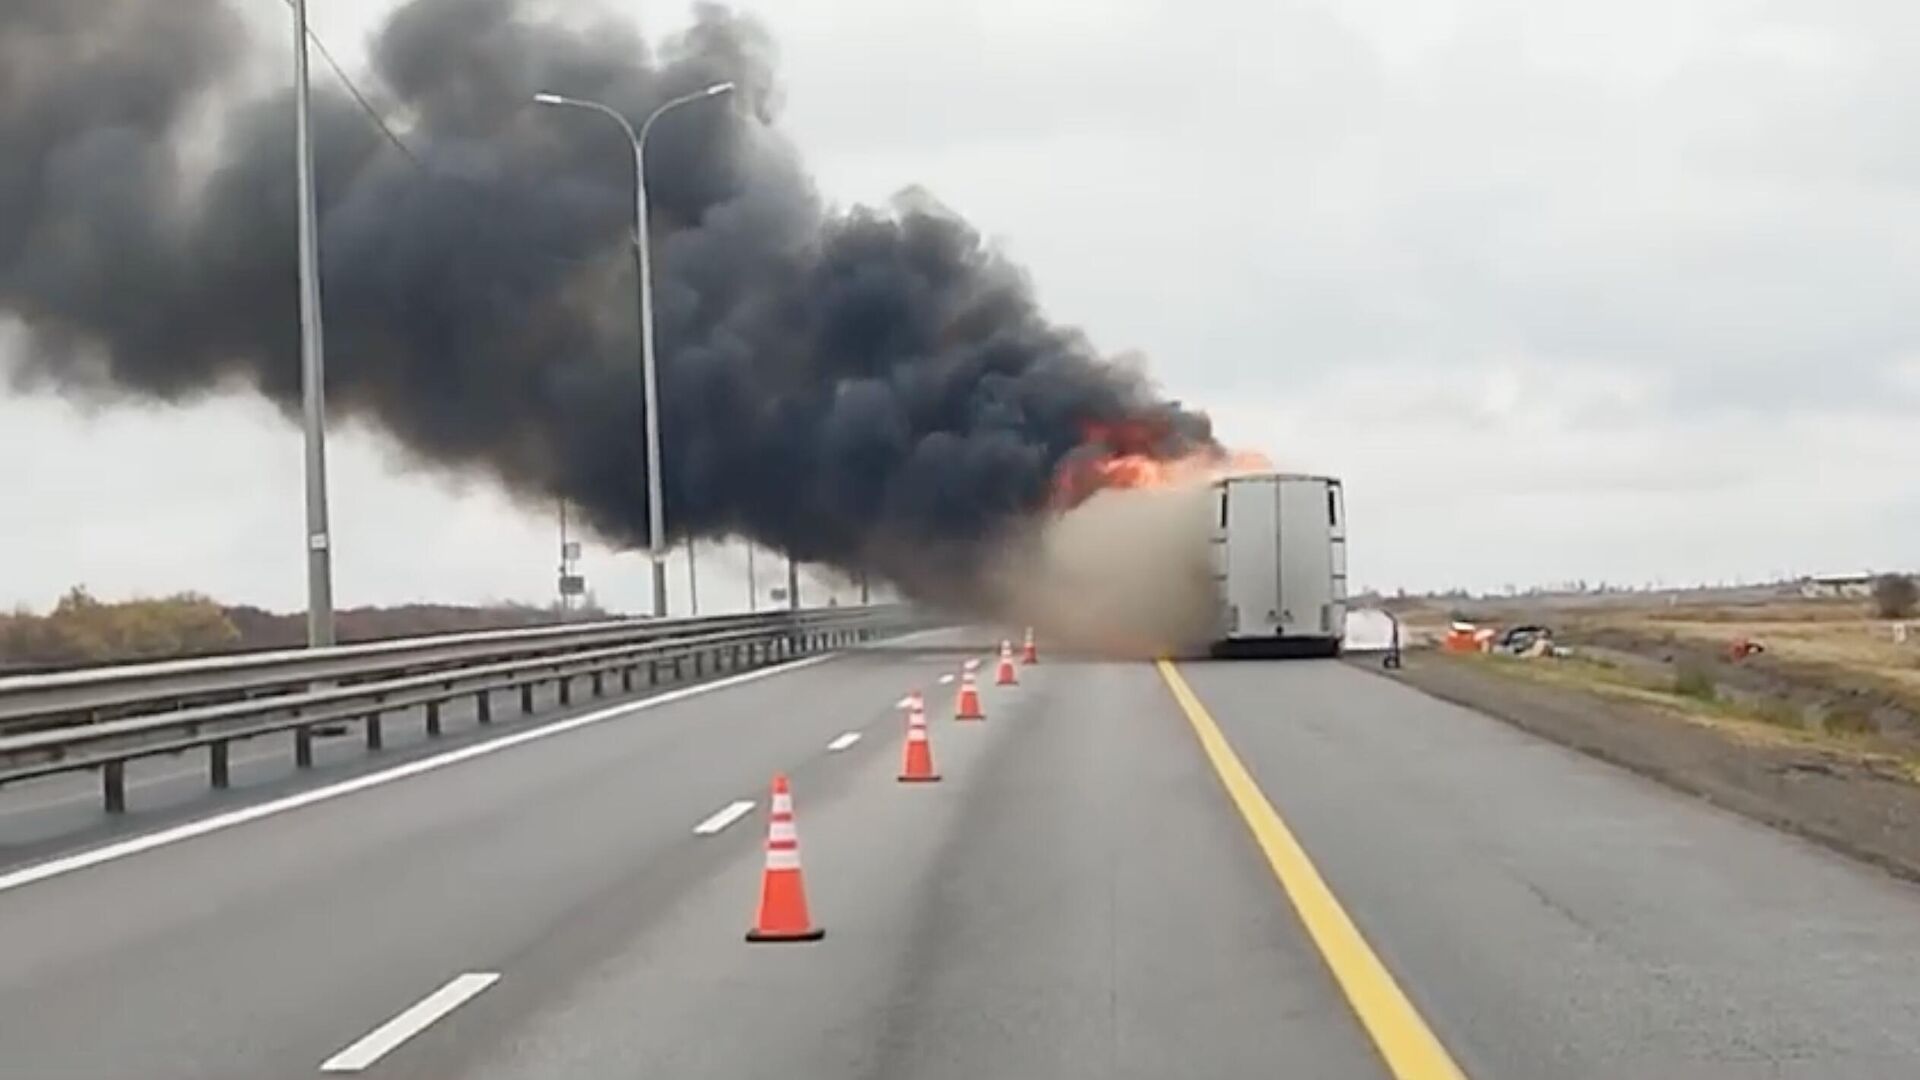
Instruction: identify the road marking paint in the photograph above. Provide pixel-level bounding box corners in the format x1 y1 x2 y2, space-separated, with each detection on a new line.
895 696 917 709
826 732 861 751
1157 660 1468 1080
0 651 843 896
319 972 500 1072
693 799 756 836
937 674 954 685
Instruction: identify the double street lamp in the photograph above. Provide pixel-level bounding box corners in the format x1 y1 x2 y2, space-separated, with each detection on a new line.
533 82 735 617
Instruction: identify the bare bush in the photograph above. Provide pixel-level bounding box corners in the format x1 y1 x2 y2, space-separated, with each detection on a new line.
0 587 239 666
1873 574 1918 620
1672 664 1718 702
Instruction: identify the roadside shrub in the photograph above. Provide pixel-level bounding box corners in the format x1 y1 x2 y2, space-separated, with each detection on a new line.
1821 699 1878 736
1873 574 1918 620
0 587 239 666
1754 696 1803 728
1672 664 1718 702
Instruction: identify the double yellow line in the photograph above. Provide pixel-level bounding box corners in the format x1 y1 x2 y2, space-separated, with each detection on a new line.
1157 660 1468 1080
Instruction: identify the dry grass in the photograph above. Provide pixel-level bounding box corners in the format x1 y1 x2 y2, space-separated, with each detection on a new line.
1578 602 1920 714
1631 599 1865 624
1452 651 1920 783
1384 601 1452 644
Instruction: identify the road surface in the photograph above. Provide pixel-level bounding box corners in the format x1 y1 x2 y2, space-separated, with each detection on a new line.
3 630 1920 1078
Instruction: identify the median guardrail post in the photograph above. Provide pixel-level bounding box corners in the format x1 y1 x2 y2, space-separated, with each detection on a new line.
210 740 230 788
103 759 126 813
476 690 492 725
425 700 442 737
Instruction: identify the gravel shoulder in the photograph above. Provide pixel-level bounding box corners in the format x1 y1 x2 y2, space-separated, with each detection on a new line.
1377 650 1920 883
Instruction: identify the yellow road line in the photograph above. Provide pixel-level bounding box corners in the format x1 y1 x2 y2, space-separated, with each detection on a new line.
1157 659 1468 1080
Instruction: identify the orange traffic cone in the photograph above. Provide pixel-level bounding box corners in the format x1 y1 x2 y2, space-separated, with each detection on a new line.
996 641 1019 686
954 662 985 721
1021 627 1038 665
898 695 940 782
745 774 825 942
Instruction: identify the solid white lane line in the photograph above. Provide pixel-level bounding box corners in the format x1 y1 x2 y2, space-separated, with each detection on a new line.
319 972 500 1073
0 651 842 896
937 674 955 685
692 799 756 836
826 732 861 751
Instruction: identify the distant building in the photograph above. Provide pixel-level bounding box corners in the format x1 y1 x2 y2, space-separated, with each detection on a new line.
1799 573 1876 599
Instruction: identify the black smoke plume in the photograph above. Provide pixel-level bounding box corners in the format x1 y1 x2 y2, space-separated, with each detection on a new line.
1 0 1215 603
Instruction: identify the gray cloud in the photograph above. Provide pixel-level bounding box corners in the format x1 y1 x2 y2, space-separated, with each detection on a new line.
831 0 1920 423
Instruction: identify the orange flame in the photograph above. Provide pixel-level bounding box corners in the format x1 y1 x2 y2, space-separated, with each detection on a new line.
1052 421 1272 509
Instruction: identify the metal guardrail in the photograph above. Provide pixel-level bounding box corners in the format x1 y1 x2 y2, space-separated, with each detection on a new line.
0 609 887 731
0 606 911 813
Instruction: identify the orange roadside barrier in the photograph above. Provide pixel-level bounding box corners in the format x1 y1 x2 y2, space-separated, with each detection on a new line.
1443 622 1479 654
745 774 824 942
898 694 940 782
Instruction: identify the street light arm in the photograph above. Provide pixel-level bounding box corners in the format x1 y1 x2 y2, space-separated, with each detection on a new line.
534 86 735 242
536 82 735 149
638 82 736 145
534 94 640 146
532 97 642 238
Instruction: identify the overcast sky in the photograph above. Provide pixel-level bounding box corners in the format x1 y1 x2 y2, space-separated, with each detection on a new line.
4 0 1917 613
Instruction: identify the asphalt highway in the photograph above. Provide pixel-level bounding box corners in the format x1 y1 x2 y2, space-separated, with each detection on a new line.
3 630 1919 1078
